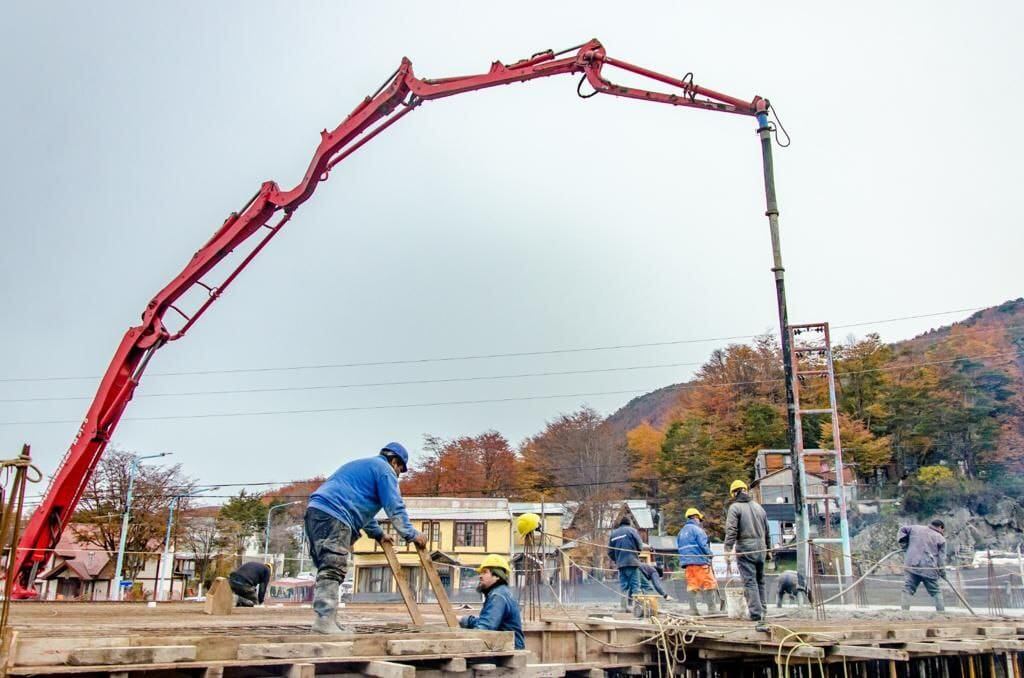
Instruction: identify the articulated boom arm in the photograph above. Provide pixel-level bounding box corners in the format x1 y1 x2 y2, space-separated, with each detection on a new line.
11 39 768 595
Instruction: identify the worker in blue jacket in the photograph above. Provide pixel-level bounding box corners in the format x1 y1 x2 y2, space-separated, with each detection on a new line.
305 443 427 633
677 507 717 615
608 517 646 610
459 554 525 649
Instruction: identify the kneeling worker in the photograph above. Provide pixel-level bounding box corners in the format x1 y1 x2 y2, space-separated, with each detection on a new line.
459 555 525 650
306 442 428 633
228 561 272 607
776 570 811 608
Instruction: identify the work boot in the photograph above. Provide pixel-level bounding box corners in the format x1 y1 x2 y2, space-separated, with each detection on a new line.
702 590 717 614
931 593 945 613
311 579 348 634
900 591 913 611
688 593 700 616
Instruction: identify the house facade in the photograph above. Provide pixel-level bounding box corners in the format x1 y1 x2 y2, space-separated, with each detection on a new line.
350 497 513 600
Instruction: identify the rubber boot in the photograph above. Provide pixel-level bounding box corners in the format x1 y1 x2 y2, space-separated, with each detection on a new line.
688 592 700 616
900 591 913 611
931 592 945 612
702 590 716 614
311 578 348 634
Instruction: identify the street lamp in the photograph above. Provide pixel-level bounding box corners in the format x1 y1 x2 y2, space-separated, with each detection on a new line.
265 501 302 562
156 485 220 602
113 452 171 601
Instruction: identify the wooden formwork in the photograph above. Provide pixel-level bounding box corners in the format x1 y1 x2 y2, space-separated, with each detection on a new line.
3 603 1024 677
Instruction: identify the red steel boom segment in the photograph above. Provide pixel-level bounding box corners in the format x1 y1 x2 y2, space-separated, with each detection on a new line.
11 39 771 596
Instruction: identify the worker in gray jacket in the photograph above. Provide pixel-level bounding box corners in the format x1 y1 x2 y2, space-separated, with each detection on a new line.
898 519 946 611
724 479 772 629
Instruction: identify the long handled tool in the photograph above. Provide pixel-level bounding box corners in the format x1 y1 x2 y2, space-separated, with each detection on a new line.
940 572 978 616
380 540 460 628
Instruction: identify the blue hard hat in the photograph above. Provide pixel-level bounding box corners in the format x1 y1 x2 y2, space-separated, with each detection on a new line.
380 442 409 472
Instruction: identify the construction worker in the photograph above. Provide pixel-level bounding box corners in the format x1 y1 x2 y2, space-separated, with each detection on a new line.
459 554 525 649
638 562 672 600
898 519 946 611
305 442 428 633
677 507 716 615
608 516 646 611
724 479 772 629
775 570 811 608
228 561 272 607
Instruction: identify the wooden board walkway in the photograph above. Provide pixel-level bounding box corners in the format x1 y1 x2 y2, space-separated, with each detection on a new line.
3 602 1023 677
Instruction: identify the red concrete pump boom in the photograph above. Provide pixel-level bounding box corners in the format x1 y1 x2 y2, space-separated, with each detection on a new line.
10 39 781 597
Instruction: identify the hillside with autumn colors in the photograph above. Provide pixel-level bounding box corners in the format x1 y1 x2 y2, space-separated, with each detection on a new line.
264 300 1023 533
396 298 1024 527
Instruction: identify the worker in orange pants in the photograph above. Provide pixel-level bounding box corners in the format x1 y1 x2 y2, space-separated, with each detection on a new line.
677 508 717 615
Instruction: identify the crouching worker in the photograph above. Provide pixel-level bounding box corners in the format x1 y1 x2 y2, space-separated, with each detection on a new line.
459 555 525 650
776 570 811 608
228 561 271 607
639 562 672 601
305 442 428 634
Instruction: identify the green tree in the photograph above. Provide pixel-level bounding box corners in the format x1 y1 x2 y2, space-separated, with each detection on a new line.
218 490 269 552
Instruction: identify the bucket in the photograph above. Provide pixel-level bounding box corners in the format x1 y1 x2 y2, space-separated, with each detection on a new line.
725 588 747 619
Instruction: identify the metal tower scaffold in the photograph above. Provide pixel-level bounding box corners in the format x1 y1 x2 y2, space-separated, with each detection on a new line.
788 322 853 577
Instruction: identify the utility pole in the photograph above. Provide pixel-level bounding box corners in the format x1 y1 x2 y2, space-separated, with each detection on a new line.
155 485 219 602
265 501 302 567
113 452 170 601
755 112 806 578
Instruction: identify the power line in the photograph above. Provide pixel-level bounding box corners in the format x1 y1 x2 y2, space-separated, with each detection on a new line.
0 305 999 384
0 360 706 404
0 350 1017 427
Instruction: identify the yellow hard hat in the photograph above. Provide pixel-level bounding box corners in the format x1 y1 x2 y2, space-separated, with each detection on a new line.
730 479 748 494
264 561 274 576
516 513 541 537
476 554 511 578
685 507 704 520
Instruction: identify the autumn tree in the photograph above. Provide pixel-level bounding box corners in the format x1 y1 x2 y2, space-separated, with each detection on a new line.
401 431 519 497
72 448 194 580
218 490 269 554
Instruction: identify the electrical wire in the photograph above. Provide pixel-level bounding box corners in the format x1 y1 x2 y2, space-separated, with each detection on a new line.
0 305 1003 384
0 349 1017 426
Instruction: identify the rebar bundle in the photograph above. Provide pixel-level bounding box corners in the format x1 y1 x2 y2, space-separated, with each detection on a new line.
0 445 42 635
986 549 1006 616
806 542 827 621
519 532 543 621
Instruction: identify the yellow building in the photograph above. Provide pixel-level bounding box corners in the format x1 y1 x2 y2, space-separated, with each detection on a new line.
351 497 512 599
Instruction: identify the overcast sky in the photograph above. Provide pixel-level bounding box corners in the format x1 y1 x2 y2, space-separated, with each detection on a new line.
1 2 1021 504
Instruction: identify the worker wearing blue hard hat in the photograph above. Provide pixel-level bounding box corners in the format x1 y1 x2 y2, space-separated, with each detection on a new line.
305 442 427 634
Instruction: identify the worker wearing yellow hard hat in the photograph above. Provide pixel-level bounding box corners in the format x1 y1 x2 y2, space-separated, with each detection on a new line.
459 555 524 649
724 478 772 631
677 507 715 615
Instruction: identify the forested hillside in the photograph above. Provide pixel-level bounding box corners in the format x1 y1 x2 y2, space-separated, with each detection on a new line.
399 299 1024 529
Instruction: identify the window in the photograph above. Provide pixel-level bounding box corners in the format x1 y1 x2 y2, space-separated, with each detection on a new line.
454 521 485 547
357 565 394 593
421 521 441 547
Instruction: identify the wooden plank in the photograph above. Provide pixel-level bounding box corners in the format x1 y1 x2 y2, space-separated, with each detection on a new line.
380 541 425 626
988 640 1024 651
828 646 909 661
202 667 224 678
286 663 314 678
387 638 489 656
236 641 354 660
356 660 415 678
415 545 459 629
978 626 1016 637
67 645 197 666
898 643 942 654
438 656 467 672
202 577 233 616
887 628 929 641
14 637 133 667
695 640 823 659
928 627 972 639
574 632 587 664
